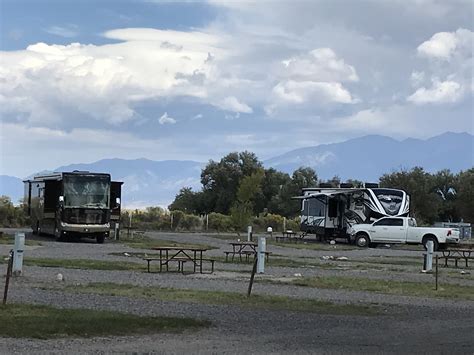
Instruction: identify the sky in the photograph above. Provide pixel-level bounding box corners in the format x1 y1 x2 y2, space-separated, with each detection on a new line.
0 0 473 178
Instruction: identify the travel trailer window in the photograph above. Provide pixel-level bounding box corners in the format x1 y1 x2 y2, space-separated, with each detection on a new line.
302 198 325 218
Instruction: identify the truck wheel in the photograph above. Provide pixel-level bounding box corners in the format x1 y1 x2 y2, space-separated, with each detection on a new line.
355 233 370 248
422 236 439 251
96 235 105 244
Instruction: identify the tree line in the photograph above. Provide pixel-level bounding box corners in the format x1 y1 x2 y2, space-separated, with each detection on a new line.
169 151 473 226
0 151 472 229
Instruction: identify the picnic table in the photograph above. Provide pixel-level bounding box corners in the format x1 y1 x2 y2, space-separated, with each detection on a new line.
144 246 214 274
276 230 304 243
224 241 270 262
440 248 474 268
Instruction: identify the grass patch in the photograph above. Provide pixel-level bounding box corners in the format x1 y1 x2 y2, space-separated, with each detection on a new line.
64 282 380 316
118 234 216 251
4 257 146 271
0 303 208 339
267 239 357 251
284 275 474 301
0 234 42 246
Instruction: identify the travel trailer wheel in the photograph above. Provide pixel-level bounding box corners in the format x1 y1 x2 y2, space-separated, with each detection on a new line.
96 235 105 244
355 233 370 248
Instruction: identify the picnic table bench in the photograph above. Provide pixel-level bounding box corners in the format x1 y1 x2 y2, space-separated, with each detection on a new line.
440 248 474 268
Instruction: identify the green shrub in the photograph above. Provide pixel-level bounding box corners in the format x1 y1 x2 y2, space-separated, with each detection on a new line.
207 212 233 232
177 214 202 231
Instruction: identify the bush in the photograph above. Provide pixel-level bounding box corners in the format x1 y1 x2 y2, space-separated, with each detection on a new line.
252 213 284 232
177 214 202 231
207 212 233 232
170 210 185 230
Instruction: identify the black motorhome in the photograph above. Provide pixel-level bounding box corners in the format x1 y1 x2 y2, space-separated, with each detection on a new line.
24 171 123 243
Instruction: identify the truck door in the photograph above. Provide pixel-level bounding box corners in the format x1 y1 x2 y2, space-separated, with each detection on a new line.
372 217 404 242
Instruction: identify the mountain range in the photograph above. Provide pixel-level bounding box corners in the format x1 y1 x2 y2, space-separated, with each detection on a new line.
1 132 472 207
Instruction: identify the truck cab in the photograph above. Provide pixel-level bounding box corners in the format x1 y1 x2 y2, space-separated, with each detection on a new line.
349 216 460 250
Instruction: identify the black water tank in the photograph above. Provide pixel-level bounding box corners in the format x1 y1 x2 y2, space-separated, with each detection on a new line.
365 182 379 188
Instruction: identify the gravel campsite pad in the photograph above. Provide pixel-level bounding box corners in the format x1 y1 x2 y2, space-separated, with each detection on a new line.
1 229 474 354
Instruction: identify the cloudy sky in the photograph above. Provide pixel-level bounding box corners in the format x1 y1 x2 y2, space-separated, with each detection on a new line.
1 0 473 177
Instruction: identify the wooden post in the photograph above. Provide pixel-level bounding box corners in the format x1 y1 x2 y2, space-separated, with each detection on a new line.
247 254 258 297
3 250 14 305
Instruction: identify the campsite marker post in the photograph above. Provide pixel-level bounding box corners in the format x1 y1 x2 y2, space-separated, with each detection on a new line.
13 232 25 276
257 236 266 274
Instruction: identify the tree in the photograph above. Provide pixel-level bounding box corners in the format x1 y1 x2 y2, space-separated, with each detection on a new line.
169 187 200 213
230 169 265 230
380 167 442 225
432 169 458 222
277 167 318 217
455 168 474 223
200 151 263 214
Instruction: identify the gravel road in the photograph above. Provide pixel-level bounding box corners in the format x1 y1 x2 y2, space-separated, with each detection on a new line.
1 229 473 354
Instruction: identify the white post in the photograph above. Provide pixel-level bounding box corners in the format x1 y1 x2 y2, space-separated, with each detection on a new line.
206 214 209 231
257 236 266 274
115 222 120 240
283 217 286 232
13 232 25 276
247 225 252 242
426 240 433 271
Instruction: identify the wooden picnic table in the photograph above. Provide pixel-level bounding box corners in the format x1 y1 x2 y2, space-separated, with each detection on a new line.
441 248 474 268
225 241 271 262
148 246 210 273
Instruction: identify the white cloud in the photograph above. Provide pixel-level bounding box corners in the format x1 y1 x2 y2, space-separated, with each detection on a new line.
158 112 177 125
214 96 253 113
407 80 463 104
0 29 222 126
417 28 473 60
281 48 359 83
272 80 355 105
409 28 472 105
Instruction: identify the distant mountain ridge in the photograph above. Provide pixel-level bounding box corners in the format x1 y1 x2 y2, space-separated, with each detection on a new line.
264 132 474 181
1 132 472 207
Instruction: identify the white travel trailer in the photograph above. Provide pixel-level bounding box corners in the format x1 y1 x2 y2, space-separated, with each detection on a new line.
297 184 410 241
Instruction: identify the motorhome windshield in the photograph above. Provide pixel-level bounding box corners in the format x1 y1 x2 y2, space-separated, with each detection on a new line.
63 175 110 208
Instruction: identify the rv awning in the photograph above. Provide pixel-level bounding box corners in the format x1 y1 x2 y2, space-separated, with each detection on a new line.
292 188 367 200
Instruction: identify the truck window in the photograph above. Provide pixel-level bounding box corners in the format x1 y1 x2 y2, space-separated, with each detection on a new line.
374 218 403 226
392 218 403 226
373 218 390 226
408 218 416 227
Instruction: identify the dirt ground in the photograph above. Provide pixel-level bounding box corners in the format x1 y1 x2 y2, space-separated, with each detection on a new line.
1 228 473 354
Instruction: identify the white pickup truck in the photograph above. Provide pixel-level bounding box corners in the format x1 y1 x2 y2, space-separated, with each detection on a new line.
349 216 460 250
